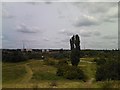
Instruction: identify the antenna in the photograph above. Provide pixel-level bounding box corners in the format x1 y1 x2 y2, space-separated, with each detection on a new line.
22 40 25 50
83 37 86 50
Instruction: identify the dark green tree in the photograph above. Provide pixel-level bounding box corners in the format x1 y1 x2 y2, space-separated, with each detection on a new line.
70 35 80 66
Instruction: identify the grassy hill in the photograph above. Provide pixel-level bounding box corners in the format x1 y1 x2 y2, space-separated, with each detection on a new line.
2 58 120 88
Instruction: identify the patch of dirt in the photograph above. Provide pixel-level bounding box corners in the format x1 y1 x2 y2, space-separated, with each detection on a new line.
20 63 33 83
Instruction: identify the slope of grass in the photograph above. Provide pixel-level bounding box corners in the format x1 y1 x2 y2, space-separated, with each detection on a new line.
27 60 64 81
2 63 27 83
81 58 94 62
2 58 120 88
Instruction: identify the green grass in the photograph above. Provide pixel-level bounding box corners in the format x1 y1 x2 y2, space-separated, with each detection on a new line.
28 60 64 81
81 58 94 62
32 72 64 81
79 62 96 80
2 63 27 83
2 58 120 88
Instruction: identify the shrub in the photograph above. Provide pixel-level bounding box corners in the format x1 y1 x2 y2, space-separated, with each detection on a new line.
95 57 106 65
96 57 120 81
50 52 70 59
26 52 42 60
56 65 85 80
63 66 85 80
57 60 68 67
2 51 28 62
101 81 113 88
56 65 69 76
44 59 56 66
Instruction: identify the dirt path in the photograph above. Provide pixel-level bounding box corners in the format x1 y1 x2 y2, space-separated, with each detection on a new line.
20 63 33 83
80 59 96 88
84 78 95 88
80 60 95 64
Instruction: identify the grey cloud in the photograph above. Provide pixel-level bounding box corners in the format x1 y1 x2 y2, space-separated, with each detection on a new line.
101 6 118 22
80 32 92 37
59 29 75 36
74 15 100 27
45 2 52 4
26 2 39 5
16 24 40 34
75 20 99 27
80 30 101 37
2 9 14 19
102 18 116 23
61 38 69 43
73 2 118 25
93 31 101 36
59 29 101 38
26 1 52 5
102 35 118 39
43 38 50 41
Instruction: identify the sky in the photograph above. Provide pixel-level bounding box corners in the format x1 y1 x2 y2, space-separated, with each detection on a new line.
2 1 119 49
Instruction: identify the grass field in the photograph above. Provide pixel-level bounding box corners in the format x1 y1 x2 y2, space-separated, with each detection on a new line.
2 58 120 88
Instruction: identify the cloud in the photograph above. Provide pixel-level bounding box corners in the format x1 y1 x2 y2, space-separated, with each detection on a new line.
93 31 101 36
79 30 91 37
59 29 75 36
59 28 101 38
106 6 118 18
61 38 70 43
45 1 52 4
26 2 39 5
102 35 118 39
74 15 100 27
16 23 40 33
100 6 118 23
2 9 14 19
80 30 101 37
43 38 50 41
73 2 118 25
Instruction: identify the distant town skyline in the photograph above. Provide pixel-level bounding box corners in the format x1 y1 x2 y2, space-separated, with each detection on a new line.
2 2 118 49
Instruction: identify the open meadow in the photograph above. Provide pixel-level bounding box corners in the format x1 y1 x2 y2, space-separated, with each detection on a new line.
2 57 120 88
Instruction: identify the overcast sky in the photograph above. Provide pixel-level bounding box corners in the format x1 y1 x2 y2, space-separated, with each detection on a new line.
2 2 118 49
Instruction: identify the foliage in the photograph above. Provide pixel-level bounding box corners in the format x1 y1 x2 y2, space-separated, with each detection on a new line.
2 51 28 62
56 64 69 76
96 51 120 81
63 66 85 80
57 60 68 67
100 81 116 88
94 58 106 65
44 59 56 66
26 52 42 60
56 64 85 80
2 50 43 62
50 52 70 59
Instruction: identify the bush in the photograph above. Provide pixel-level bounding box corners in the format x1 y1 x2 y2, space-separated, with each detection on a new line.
101 81 113 88
63 66 85 80
26 52 42 60
44 59 56 66
50 52 70 59
56 65 85 80
56 65 69 76
2 51 28 62
57 60 68 67
95 57 106 65
96 57 120 81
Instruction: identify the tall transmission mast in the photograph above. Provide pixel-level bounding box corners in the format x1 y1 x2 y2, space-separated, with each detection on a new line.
83 37 86 50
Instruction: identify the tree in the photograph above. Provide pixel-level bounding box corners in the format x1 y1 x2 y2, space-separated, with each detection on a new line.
70 35 80 66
